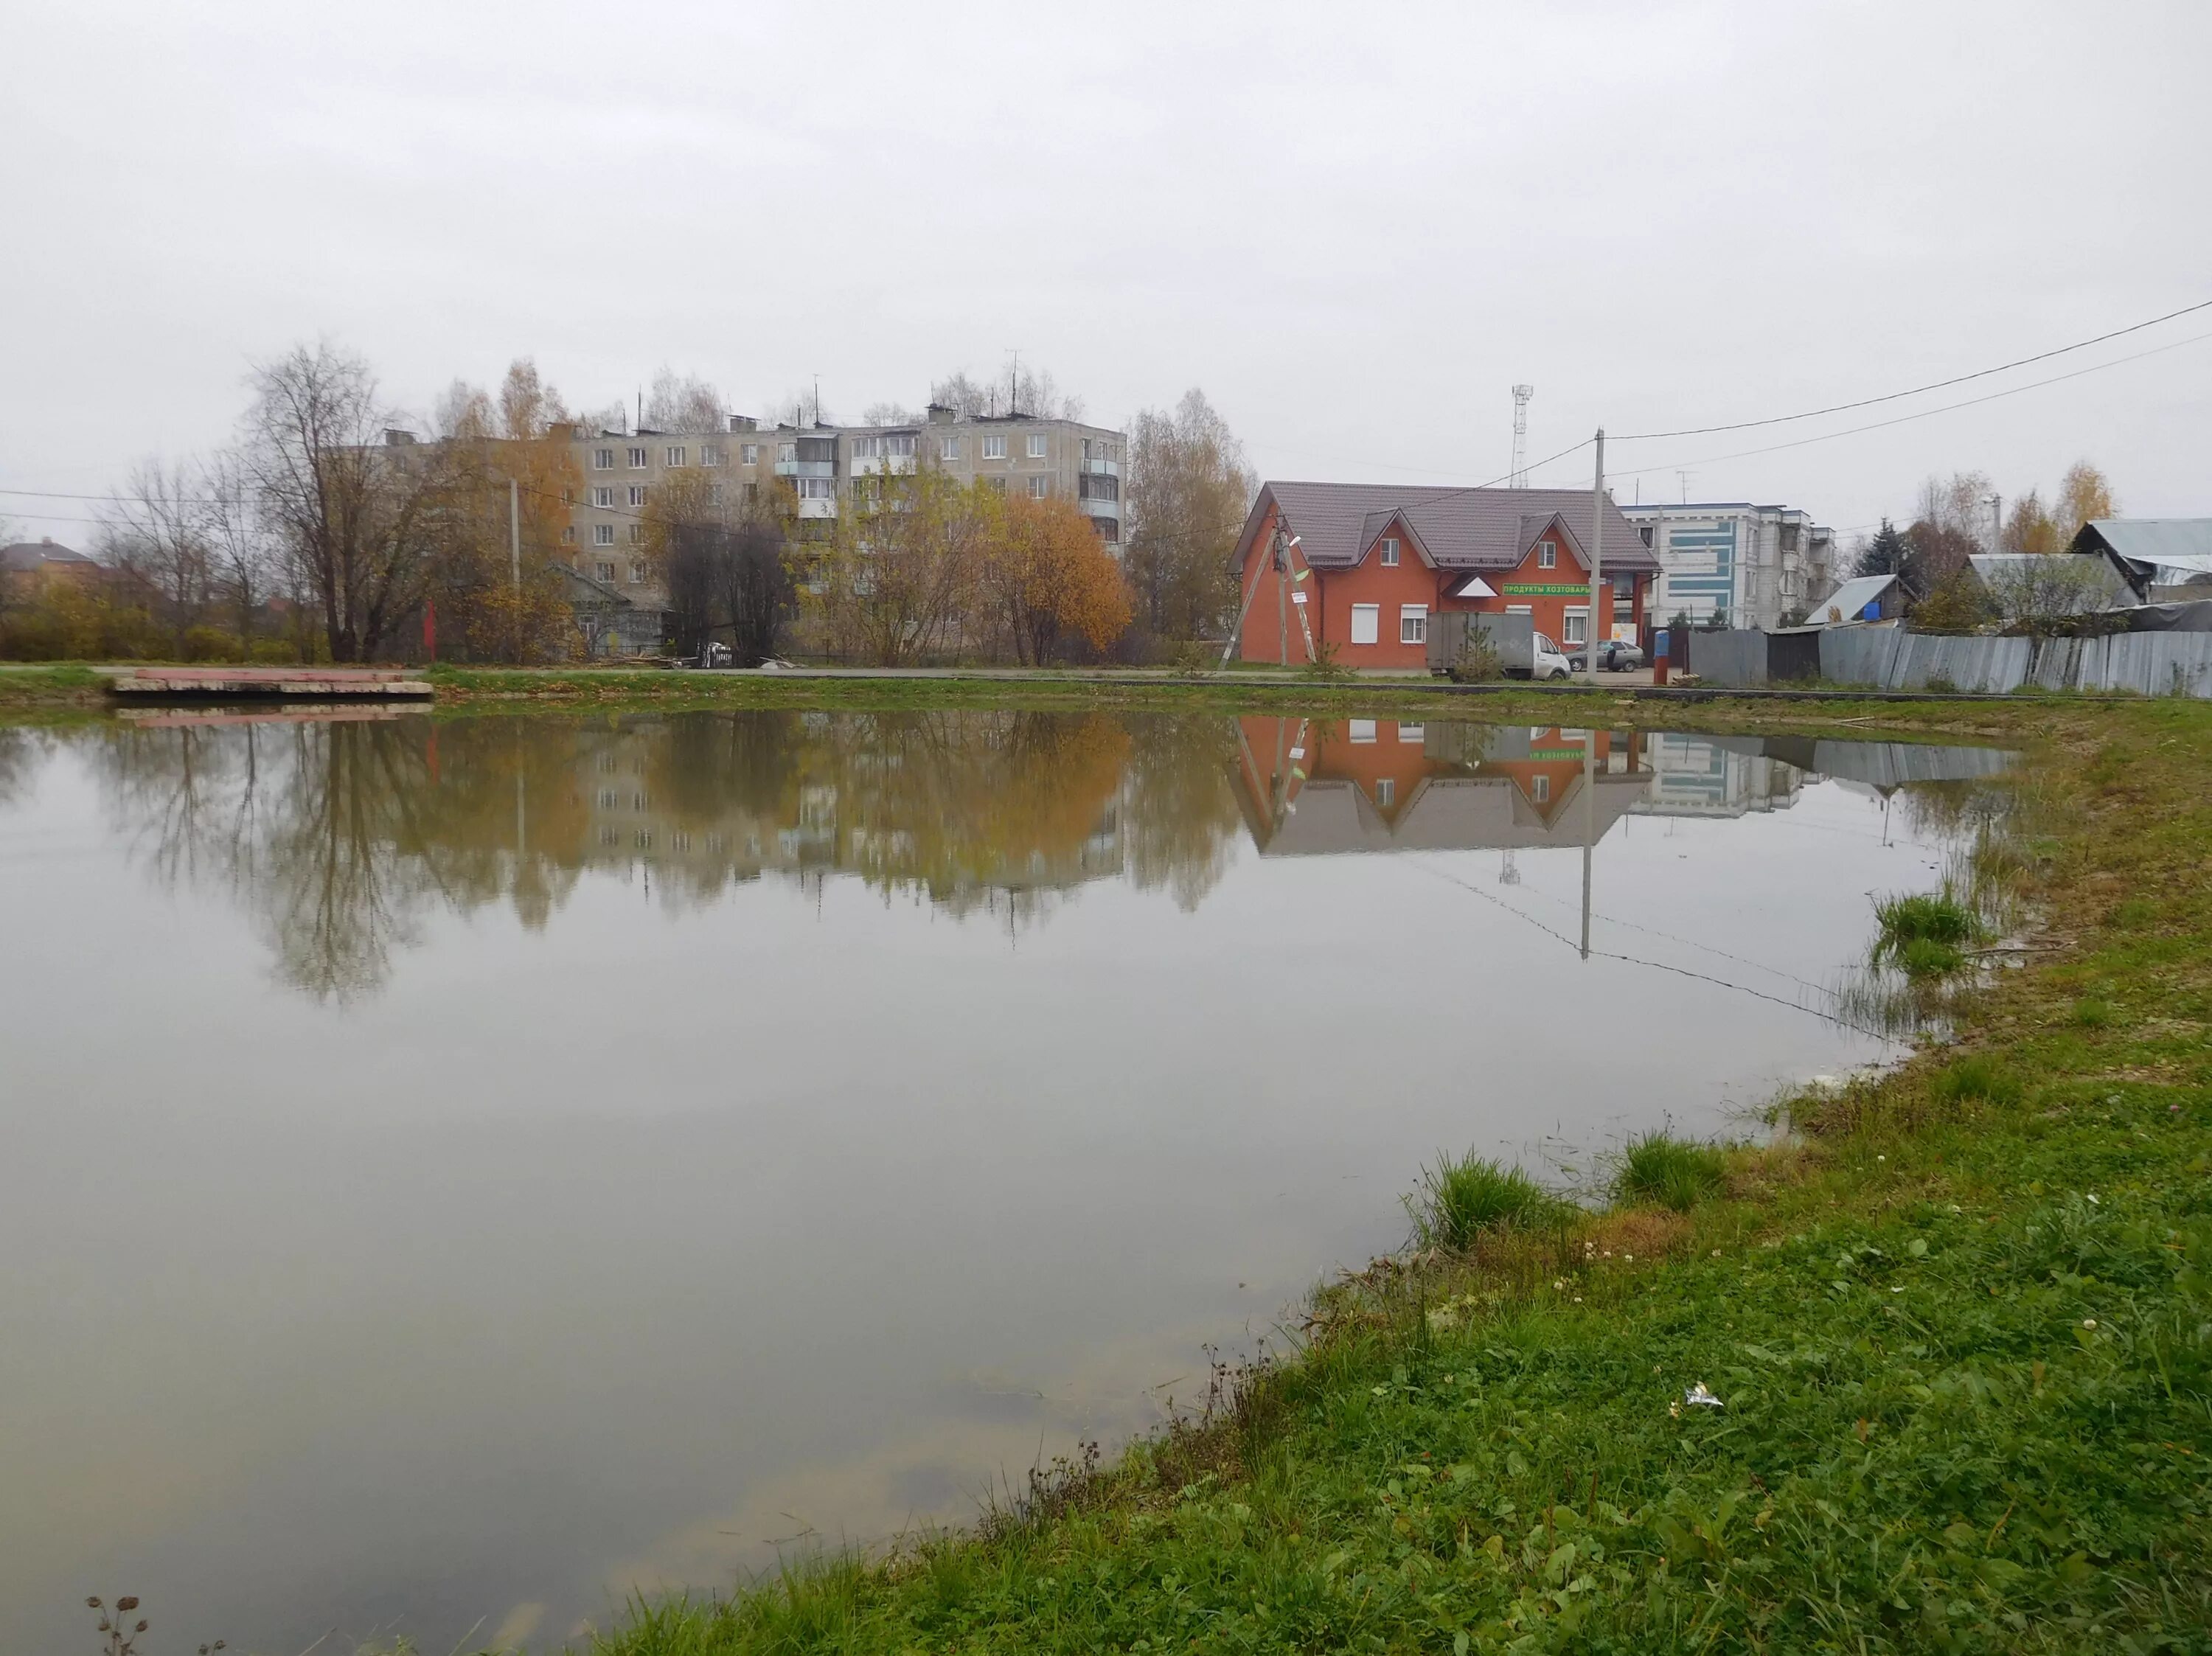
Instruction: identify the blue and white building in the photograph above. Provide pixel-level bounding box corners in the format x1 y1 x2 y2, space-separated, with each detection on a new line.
1618 502 1837 631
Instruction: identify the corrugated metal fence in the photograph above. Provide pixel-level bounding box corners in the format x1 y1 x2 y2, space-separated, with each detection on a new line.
1688 627 2212 697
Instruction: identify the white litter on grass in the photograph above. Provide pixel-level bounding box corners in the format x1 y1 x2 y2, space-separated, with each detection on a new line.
1684 1382 1724 1410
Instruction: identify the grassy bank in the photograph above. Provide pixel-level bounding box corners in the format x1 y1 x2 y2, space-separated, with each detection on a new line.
577 697 2212 1655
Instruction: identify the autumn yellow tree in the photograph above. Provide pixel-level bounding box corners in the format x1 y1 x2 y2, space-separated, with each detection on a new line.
2053 462 2117 546
810 469 990 664
976 491 1133 664
427 360 584 663
2001 490 2060 554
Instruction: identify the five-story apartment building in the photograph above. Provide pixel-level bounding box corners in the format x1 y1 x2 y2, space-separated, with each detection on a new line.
558 406 1127 620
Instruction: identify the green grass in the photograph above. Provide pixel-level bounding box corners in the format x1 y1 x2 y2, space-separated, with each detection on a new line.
1406 1152 1565 1250
1874 888 1986 980
564 697 2212 1656
1613 1132 1731 1213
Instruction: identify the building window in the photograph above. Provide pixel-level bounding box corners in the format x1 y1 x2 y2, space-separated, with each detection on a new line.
591 486 614 507
742 443 759 465
629 523 645 543
594 524 614 546
1377 778 1395 807
1638 525 1654 548
1349 719 1377 743
778 442 796 464
983 434 1007 459
627 446 648 468
708 484 724 506
886 434 916 456
1564 610 1587 644
1533 775 1551 804
664 445 686 467
596 560 616 581
628 485 647 507
597 789 617 808
1026 433 1046 458
1349 602 1380 645
1399 604 1427 644
560 525 575 543
745 481 758 501
984 476 1007 493
1027 475 1048 498
629 561 646 584
940 436 961 461
1380 536 1399 567
1398 722 1424 742
700 445 723 467
852 436 880 459
635 830 652 850
593 448 615 470
1539 540 1557 568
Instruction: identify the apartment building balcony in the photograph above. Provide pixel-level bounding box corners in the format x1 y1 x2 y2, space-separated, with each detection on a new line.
849 455 917 477
796 496 838 520
1077 493 1119 518
1079 457 1120 477
776 459 838 480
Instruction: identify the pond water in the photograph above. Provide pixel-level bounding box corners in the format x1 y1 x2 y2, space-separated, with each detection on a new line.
0 709 2012 1653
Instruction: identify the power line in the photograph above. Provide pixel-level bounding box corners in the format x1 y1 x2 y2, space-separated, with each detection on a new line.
1528 327 2212 489
1611 293 2212 441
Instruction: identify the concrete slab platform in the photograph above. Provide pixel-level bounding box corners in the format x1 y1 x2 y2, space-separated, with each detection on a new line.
106 667 434 700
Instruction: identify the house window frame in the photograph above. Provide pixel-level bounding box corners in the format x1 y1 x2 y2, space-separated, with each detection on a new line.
742 443 759 465
1027 475 1048 498
1538 540 1557 569
1563 608 1589 646
1533 775 1551 804
592 448 615 470
1380 536 1399 567
593 523 615 546
664 445 686 467
1349 602 1380 646
940 435 961 461
982 434 1007 460
1377 777 1395 807
627 485 647 507
595 560 616 581
1026 432 1047 459
628 560 647 585
591 486 614 508
627 446 648 469
1399 604 1427 645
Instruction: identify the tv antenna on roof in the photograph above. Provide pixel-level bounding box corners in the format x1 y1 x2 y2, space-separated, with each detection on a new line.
1509 386 1534 488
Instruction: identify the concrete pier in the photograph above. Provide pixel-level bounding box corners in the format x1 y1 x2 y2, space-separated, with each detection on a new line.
106 667 434 701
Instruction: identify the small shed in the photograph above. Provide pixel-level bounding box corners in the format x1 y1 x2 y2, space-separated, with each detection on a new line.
2070 518 2212 601
1799 573 1900 627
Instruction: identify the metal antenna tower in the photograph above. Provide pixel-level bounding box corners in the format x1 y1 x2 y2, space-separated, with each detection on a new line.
1509 385 1534 488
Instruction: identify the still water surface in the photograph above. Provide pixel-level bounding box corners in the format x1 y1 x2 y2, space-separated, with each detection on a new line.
0 710 2010 1652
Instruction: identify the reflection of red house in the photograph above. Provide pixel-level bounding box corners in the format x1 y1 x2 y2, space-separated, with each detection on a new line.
1232 716 1652 852
1231 484 1661 670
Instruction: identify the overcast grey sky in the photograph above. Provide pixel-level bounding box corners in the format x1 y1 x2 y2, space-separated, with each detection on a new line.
4 0 2208 544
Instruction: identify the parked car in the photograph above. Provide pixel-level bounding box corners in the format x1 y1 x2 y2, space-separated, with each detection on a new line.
1566 639 1647 672
1531 632 1573 681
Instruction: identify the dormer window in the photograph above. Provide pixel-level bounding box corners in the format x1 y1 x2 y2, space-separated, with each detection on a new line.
1380 536 1400 567
1539 540 1557 568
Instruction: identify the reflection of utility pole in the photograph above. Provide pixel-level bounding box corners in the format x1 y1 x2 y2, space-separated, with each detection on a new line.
509 478 521 599
1984 492 2003 556
1580 734 1596 959
1499 849 1519 886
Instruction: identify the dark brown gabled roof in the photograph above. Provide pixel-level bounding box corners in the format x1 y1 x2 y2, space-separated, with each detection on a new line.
1234 482 1660 574
1 540 98 573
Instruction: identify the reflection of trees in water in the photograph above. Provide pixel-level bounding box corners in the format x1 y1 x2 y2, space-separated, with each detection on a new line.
1123 714 1240 911
0 726 53 810
90 718 584 1001
82 709 1249 1000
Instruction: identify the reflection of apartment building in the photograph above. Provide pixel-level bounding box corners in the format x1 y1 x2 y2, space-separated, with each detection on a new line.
557 408 1128 604
1629 733 1804 819
568 718 1127 913
1618 503 1836 631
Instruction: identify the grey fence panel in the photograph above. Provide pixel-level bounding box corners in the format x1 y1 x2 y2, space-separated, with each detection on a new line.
1686 630 1767 688
1820 626 1900 688
1809 740 2017 787
1743 625 2212 696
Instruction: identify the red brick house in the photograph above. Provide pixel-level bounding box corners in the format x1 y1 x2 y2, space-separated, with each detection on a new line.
1231 483 1661 670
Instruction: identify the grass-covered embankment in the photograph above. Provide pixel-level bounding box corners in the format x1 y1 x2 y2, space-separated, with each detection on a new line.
587 697 2212 1655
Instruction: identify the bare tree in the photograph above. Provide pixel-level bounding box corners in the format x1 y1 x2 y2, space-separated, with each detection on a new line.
860 400 925 426
100 459 213 650
203 451 279 644
1124 389 1253 641
240 341 459 662
644 369 726 434
929 364 1083 421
